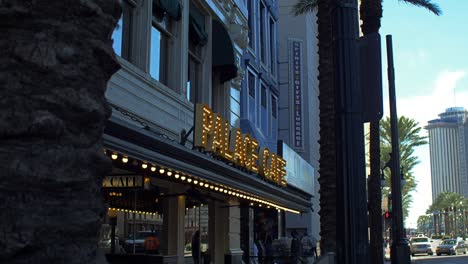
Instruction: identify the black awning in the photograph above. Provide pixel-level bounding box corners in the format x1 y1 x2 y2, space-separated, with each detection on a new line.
104 120 312 213
212 20 237 83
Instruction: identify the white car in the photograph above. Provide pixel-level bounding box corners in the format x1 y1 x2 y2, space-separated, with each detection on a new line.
410 237 433 256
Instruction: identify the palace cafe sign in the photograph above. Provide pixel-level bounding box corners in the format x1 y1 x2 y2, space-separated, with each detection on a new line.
194 104 287 186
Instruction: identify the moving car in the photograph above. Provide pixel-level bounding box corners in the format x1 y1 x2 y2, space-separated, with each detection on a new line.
410 237 433 256
436 239 467 256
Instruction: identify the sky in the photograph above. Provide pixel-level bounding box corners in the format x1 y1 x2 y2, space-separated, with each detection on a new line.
379 0 468 228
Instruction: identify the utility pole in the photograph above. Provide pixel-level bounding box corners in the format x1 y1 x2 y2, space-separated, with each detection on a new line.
333 0 369 263
386 35 410 264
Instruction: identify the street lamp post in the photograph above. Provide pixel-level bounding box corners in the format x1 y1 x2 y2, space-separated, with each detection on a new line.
386 35 410 264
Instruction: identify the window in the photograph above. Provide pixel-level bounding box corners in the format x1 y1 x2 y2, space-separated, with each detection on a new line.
112 17 123 55
269 17 276 75
187 40 202 103
260 83 267 132
271 95 277 118
261 84 267 108
150 4 172 84
247 0 254 49
271 94 278 138
112 0 135 59
187 1 207 103
259 2 266 63
247 71 256 123
248 72 256 98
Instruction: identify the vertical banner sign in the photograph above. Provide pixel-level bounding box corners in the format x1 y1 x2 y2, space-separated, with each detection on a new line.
289 39 304 150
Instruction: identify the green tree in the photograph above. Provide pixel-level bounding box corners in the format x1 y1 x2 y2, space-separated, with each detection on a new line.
0 1 121 263
417 215 431 235
381 116 428 220
430 192 465 236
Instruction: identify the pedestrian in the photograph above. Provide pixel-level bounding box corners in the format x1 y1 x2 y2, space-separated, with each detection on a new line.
301 232 313 260
143 230 160 254
290 230 302 264
191 230 201 264
310 235 318 259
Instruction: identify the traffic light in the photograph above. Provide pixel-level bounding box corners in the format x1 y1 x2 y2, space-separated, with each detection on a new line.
385 211 392 219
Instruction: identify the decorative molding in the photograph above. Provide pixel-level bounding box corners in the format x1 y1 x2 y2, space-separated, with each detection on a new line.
231 55 244 90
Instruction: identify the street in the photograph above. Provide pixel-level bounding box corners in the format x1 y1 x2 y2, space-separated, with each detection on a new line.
411 255 468 264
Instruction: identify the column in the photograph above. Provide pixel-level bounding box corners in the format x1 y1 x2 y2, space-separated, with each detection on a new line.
161 195 185 262
211 198 243 264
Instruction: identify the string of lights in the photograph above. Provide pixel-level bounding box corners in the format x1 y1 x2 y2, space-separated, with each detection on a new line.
104 149 300 214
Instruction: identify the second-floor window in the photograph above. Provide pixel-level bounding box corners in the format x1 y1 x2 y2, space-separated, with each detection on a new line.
269 17 276 76
247 0 254 50
187 1 207 103
248 71 256 123
112 0 135 60
259 2 266 64
150 4 173 85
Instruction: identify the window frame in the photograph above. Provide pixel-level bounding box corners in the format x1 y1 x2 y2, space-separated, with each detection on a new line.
112 0 137 60
259 1 266 65
149 5 173 85
269 16 277 77
247 0 256 51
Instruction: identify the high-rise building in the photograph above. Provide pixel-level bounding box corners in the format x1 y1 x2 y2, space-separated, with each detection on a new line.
425 107 468 201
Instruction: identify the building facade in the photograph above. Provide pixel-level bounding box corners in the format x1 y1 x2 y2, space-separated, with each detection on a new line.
276 1 321 239
426 107 468 201
99 0 312 263
239 0 319 243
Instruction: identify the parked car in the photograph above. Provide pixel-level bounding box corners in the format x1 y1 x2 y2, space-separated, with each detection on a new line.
410 237 433 256
123 230 158 253
436 239 467 256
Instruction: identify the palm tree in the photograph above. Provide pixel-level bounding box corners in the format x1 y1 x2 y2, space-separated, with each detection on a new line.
381 116 428 218
430 192 465 236
0 1 121 263
293 0 337 255
417 215 431 235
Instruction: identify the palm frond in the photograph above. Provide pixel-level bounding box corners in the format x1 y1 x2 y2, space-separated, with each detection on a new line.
401 0 442 16
292 0 319 16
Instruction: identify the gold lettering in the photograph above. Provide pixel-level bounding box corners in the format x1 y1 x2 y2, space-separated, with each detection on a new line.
259 147 271 178
222 120 233 161
276 157 287 186
230 128 244 165
243 134 252 169
270 153 278 183
193 103 287 186
250 139 259 173
194 104 213 148
210 114 223 153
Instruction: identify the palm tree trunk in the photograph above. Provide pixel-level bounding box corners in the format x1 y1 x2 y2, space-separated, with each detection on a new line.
0 1 121 263
454 207 457 236
445 209 449 235
317 0 337 254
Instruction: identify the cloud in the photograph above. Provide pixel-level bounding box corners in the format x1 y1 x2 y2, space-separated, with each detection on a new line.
386 70 467 129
